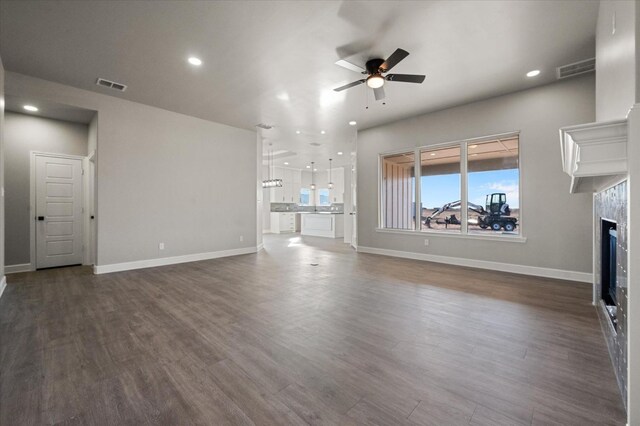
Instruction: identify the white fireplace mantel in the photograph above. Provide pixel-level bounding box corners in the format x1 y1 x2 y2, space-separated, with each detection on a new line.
560 119 628 193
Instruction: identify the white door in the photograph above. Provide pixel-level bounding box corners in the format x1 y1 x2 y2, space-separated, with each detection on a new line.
35 155 84 268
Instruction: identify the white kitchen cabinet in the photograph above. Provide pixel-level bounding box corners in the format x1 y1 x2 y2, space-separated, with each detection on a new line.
270 167 285 202
269 167 304 203
300 213 344 238
270 212 297 233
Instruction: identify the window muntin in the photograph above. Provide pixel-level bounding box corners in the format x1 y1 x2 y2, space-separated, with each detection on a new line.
420 146 461 232
379 134 520 237
381 152 415 230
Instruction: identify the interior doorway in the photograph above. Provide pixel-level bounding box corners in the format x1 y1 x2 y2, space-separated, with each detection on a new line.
33 153 84 268
350 152 357 250
3 98 97 273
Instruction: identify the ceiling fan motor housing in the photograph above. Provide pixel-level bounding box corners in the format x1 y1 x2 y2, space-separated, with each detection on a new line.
365 58 385 74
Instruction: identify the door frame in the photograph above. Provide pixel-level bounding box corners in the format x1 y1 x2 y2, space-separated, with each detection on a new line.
29 151 90 270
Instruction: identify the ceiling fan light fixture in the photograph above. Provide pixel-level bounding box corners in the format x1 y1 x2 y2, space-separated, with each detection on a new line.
366 74 385 89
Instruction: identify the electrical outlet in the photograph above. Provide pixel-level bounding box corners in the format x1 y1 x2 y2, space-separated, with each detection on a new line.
239 235 244 242
424 239 429 246
159 242 165 250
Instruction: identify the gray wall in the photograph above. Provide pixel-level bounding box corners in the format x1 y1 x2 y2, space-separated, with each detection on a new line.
596 0 637 121
4 111 88 265
0 55 5 281
6 72 257 267
357 74 595 274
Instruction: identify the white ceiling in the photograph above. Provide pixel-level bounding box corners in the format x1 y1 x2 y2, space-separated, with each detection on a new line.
0 0 598 169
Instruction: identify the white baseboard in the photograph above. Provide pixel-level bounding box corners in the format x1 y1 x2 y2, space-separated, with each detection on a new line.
257 243 264 251
94 246 259 274
357 246 592 283
5 263 33 274
0 276 6 300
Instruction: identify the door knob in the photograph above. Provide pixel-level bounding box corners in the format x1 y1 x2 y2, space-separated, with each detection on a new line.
37 216 45 221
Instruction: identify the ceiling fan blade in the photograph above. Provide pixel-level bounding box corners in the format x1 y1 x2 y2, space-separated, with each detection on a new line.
373 86 385 101
380 48 409 72
385 74 425 83
333 79 365 92
335 59 366 74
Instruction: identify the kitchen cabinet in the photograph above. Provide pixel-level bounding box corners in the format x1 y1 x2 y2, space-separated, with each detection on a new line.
269 167 302 203
270 212 297 233
300 213 344 238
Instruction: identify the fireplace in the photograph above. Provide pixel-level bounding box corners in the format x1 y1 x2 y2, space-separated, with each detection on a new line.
600 219 617 329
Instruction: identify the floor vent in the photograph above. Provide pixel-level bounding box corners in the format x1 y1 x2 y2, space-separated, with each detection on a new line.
557 58 595 80
96 78 128 92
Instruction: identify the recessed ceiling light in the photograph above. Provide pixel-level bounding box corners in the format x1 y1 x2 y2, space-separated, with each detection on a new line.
314 168 318 172
526 69 540 77
349 121 357 126
284 162 289 165
23 105 38 112
277 92 290 101
188 57 202 66
296 130 301 134
320 130 326 134
430 153 436 156
469 144 478 149
337 151 343 155
306 165 311 168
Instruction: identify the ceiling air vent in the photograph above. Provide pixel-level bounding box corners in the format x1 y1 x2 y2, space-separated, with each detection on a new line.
256 123 273 130
96 78 128 92
557 58 595 80
309 142 321 146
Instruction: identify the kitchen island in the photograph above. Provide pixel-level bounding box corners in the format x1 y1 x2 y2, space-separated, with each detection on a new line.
300 213 344 238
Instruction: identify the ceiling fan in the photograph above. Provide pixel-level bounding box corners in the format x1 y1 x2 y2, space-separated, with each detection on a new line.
333 48 425 101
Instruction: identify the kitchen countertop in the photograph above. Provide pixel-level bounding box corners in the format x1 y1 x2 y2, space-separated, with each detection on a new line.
297 212 344 215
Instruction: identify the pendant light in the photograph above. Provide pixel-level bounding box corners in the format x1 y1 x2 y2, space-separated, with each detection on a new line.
328 158 333 189
310 162 316 190
262 145 283 188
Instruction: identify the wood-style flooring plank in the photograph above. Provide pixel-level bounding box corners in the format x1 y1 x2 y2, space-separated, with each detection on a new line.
0 234 627 425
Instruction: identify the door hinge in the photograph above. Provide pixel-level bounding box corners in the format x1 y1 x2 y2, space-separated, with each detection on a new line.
82 169 85 175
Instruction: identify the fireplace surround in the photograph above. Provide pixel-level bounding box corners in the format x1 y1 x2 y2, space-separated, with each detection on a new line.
594 181 628 407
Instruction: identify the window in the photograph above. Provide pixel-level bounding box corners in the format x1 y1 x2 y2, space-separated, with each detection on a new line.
379 134 520 237
299 188 310 205
381 152 415 230
420 146 461 232
467 137 519 234
318 189 330 206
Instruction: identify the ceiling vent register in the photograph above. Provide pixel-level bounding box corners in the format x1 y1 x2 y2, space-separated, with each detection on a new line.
96 78 128 92
556 58 595 80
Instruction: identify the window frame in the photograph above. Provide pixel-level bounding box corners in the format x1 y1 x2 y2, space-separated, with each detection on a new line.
378 131 525 241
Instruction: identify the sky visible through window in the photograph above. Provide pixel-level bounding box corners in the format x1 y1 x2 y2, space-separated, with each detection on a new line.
420 169 519 209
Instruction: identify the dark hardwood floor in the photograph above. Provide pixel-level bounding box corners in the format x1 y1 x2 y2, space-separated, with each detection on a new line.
0 234 626 425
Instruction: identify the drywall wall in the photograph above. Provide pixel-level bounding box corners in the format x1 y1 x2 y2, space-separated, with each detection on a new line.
0 55 5 286
88 113 97 154
4 111 88 266
357 74 595 275
5 72 257 267
596 0 637 121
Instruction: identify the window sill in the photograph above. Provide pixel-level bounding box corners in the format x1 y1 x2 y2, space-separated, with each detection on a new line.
375 227 527 243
